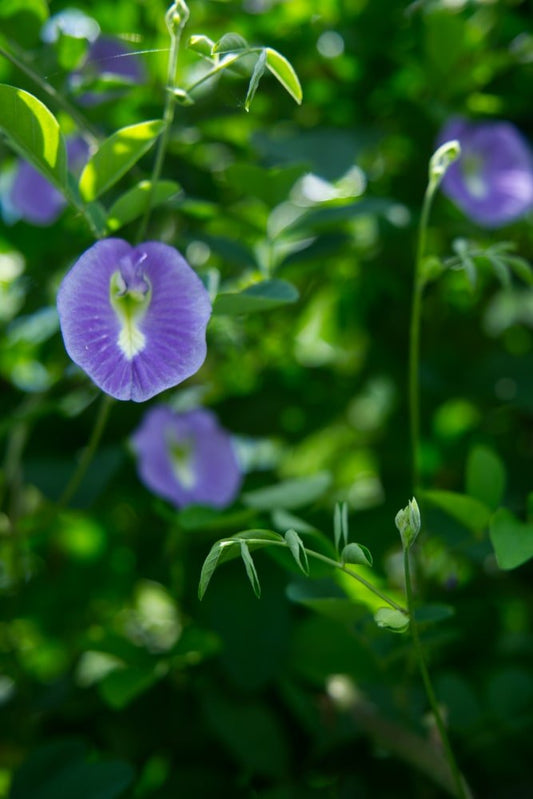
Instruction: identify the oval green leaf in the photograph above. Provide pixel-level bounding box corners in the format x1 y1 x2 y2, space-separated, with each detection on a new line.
79 120 165 202
0 84 68 191
212 32 248 55
107 180 180 232
422 489 491 534
243 473 331 511
489 508 533 570
374 607 410 634
265 48 303 105
213 279 299 315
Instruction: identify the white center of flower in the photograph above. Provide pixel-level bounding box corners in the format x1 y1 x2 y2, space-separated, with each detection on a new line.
110 264 151 361
462 153 488 199
118 322 146 360
168 437 197 490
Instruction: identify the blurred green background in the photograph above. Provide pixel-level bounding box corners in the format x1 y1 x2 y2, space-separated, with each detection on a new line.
1 0 533 796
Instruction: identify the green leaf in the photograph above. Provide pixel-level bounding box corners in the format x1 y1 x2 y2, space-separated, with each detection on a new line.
243 472 332 511
333 501 349 553
240 540 261 597
98 665 159 709
374 607 410 634
0 84 68 192
414 604 455 624
489 508 533 570
188 34 215 58
79 120 165 202
212 33 248 55
0 0 47 21
245 49 267 111
284 529 309 575
106 180 180 232
423 489 491 533
9 741 134 799
213 279 299 315
505 255 533 285
340 543 373 567
265 48 303 104
198 530 283 599
466 445 506 511
487 254 511 288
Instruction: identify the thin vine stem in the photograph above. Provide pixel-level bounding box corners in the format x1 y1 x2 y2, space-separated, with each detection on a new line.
409 180 436 493
56 394 114 511
229 538 408 614
403 547 469 799
137 1 190 242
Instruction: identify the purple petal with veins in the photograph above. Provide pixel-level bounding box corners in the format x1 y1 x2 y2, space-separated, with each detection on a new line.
131 406 242 509
57 239 211 402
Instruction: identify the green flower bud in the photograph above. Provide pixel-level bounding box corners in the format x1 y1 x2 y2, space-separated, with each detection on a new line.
395 497 421 550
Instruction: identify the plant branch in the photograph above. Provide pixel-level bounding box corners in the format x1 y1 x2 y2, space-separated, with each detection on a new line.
403 547 470 799
137 1 190 242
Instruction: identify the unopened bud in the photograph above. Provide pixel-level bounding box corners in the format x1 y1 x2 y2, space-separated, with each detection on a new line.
395 497 421 549
429 139 461 185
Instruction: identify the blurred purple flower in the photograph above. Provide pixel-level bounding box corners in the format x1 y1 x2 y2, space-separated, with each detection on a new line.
132 406 242 509
70 35 146 106
57 239 211 402
438 118 533 228
8 136 89 226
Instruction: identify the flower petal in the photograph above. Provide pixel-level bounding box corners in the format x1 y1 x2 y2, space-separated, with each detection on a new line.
438 118 533 228
57 239 211 401
131 406 242 509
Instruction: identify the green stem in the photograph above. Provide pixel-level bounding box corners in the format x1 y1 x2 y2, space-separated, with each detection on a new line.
403 547 469 799
184 52 247 94
137 1 190 242
237 538 407 614
56 395 114 511
409 179 437 493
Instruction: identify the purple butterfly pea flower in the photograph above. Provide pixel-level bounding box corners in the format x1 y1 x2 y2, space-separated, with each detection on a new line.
131 406 242 509
437 118 533 228
57 239 212 402
70 35 146 106
9 136 89 226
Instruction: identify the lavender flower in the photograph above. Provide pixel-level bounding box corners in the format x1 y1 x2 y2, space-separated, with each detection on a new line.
8 137 89 226
57 240 211 402
70 35 146 106
438 118 533 228
132 406 242 509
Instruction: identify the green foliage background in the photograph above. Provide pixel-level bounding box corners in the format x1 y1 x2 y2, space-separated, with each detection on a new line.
1 0 533 796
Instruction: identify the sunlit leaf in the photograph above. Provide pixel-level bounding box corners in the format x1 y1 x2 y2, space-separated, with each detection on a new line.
188 34 215 58
265 48 302 104
245 49 267 112
79 120 164 202
0 84 68 191
212 32 248 55
106 180 180 232
374 607 409 633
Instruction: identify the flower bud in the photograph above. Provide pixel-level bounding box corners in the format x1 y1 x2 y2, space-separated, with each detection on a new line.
395 497 421 550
